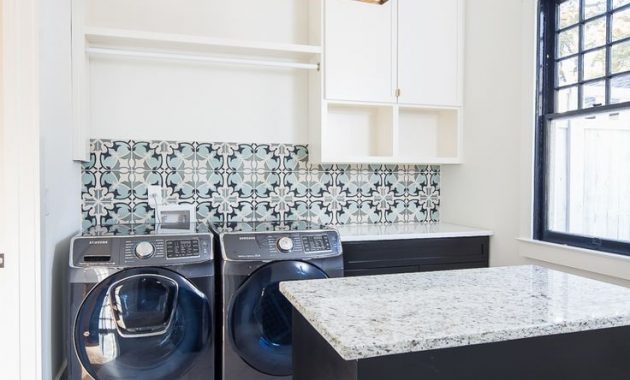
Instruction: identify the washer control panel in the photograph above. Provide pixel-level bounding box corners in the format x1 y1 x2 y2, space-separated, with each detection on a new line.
221 229 341 261
302 234 331 253
166 239 200 259
71 233 213 268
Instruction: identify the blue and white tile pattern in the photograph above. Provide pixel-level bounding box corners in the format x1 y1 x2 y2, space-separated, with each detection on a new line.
81 139 440 229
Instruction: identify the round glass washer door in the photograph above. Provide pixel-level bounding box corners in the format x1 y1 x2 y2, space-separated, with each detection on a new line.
74 267 210 380
229 260 328 376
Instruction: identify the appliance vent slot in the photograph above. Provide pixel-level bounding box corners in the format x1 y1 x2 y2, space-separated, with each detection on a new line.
83 255 111 263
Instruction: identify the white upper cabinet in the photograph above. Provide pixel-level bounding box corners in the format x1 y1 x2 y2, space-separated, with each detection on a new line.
310 0 465 164
397 0 462 107
324 0 396 103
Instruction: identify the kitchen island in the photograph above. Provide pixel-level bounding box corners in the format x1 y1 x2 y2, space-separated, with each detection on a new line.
280 266 630 380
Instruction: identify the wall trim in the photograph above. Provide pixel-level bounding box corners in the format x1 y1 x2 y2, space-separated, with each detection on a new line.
518 238 630 282
1 0 43 377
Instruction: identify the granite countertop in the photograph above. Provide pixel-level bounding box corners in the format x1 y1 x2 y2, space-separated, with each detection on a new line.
280 265 630 361
335 222 493 242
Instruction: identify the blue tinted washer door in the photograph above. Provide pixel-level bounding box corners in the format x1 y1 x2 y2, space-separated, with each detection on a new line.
74 267 210 380
229 260 328 376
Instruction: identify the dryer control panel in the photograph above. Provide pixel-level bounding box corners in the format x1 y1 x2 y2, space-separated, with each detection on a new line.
220 230 342 261
70 233 213 268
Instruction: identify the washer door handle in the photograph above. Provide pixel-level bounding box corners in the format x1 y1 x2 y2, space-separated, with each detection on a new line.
108 274 179 338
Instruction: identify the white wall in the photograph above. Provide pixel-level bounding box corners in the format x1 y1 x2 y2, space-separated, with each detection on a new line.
86 0 311 144
89 59 309 143
441 0 525 266
442 0 630 287
86 0 309 45
39 0 82 378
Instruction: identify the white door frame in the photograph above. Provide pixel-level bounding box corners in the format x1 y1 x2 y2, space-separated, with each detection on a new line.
0 0 42 378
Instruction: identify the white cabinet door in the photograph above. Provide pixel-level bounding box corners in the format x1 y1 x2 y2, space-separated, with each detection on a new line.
397 0 462 106
324 0 395 103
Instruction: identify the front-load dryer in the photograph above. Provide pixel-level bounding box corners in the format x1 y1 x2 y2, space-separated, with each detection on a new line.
213 221 343 380
67 223 216 380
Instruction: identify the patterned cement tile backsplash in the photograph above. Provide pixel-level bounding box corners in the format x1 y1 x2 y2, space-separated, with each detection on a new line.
81 139 440 230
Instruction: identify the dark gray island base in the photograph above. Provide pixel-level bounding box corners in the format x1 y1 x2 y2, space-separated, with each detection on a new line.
293 310 630 380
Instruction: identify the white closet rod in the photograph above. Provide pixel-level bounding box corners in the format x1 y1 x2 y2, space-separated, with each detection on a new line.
86 47 320 70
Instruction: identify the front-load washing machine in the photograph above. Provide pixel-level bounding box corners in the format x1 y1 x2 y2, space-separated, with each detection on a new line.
213 221 344 380
67 223 216 380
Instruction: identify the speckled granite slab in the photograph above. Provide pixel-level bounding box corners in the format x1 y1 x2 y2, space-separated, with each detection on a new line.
280 265 630 360
336 222 493 242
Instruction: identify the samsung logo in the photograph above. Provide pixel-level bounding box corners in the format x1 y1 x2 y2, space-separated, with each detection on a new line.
88 240 109 245
238 236 256 241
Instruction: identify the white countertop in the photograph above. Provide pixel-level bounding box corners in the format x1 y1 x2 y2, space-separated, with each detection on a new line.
280 265 630 361
335 222 493 242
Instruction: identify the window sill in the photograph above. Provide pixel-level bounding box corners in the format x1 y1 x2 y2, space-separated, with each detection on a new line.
518 238 630 282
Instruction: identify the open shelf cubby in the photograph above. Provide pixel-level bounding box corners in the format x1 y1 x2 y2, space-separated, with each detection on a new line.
398 106 461 163
324 102 395 162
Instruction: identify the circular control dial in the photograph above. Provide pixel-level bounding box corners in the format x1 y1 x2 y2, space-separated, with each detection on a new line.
276 237 294 252
135 241 155 259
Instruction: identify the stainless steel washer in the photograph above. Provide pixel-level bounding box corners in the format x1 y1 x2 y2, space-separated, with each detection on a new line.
67 223 216 380
213 221 343 380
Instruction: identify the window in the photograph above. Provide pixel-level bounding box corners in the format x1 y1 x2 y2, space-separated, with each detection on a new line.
535 0 630 255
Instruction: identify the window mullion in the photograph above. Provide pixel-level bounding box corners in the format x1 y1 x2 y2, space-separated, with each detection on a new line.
578 0 585 109
545 1 558 116
605 0 613 104
546 100 630 120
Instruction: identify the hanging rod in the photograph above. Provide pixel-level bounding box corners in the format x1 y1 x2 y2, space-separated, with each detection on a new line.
86 47 320 71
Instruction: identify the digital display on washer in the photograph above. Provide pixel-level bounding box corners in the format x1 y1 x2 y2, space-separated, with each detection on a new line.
302 235 331 252
166 239 200 258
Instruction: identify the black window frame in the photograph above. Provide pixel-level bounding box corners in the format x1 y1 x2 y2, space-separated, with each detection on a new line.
535 0 630 256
